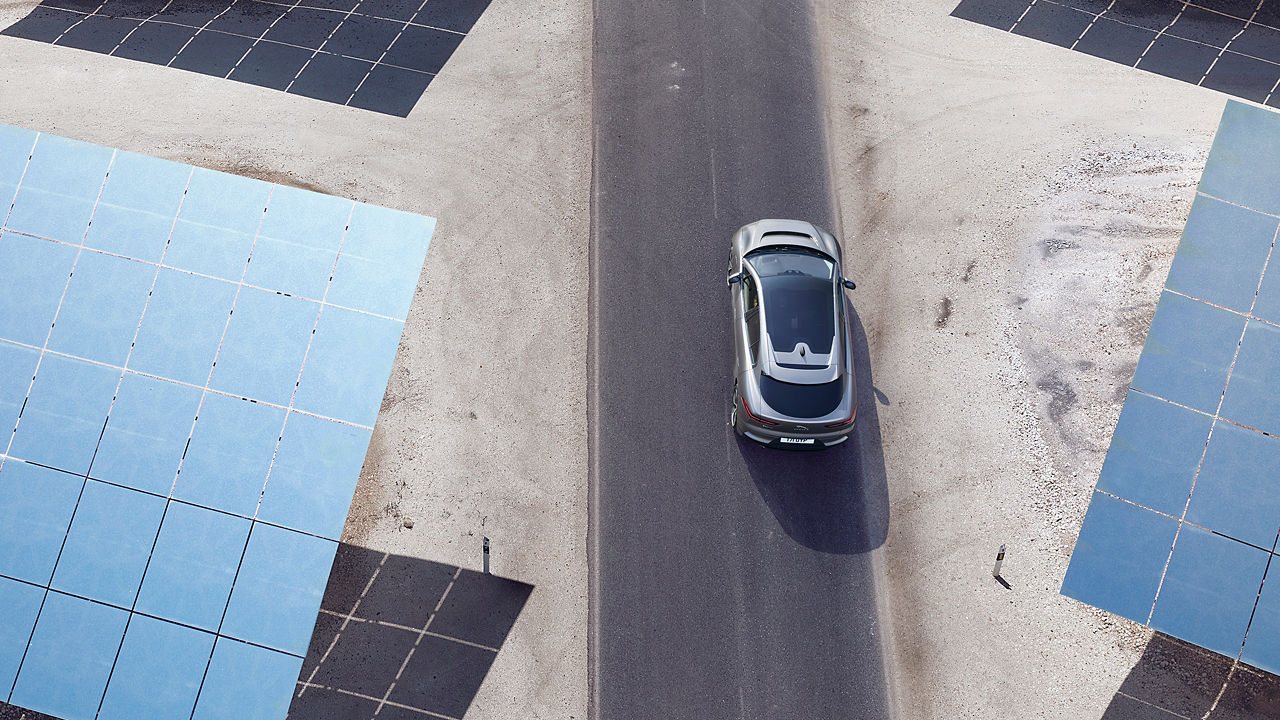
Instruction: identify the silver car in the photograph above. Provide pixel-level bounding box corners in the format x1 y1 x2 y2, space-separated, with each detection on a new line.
727 219 857 449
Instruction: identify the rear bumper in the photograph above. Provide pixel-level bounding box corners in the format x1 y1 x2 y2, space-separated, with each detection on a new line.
735 413 853 449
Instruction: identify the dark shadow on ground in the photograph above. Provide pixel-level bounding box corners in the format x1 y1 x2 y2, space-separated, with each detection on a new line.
1 0 492 116
1102 633 1280 719
952 0 1280 109
737 305 890 554
289 543 532 719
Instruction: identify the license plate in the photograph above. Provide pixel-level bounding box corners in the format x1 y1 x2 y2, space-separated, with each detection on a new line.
779 437 814 445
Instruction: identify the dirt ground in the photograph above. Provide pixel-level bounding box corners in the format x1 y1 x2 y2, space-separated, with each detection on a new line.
816 0 1275 716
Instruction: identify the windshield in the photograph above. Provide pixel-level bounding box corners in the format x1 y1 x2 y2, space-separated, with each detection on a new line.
745 248 836 354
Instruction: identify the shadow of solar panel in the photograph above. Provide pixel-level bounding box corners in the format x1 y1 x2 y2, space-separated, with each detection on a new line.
0 0 493 116
288 544 532 720
1062 100 1280 675
951 0 1280 107
1098 632 1280 720
0 125 435 719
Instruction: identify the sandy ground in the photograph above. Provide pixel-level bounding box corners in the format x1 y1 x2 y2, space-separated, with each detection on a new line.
0 0 591 716
815 0 1260 716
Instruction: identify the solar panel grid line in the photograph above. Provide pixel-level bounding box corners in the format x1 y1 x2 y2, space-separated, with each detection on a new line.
1163 285 1280 325
281 0 366 93
311 608 505 652
107 0 180 57
0 229 407 324
48 0 111 45
343 0 432 106
1195 0 1263 86
249 201 357 520
1234 528 1280 662
1069 0 1117 51
0 136 40 465
118 187 284 715
163 0 243 68
0 341 376 443
185 183 350 711
248 0 469 35
63 167 207 717
221 0 310 81
1135 2 1190 67
0 486 340 565
1144 215 1279 624
1094 487 1280 556
296 546 387 699
372 566 463 718
1008 0 1038 33
0 133 37 230
0 139 118 471
292 681 460 720
421 628 501 653
10 160 222 716
1128 386 1280 447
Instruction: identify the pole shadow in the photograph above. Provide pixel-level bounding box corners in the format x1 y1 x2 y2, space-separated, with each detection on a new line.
288 543 533 719
735 304 890 554
1102 632 1280 719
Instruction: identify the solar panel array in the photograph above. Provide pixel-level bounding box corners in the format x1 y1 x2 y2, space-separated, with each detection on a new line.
952 0 1280 107
0 124 433 719
1 0 491 117
1062 100 1280 673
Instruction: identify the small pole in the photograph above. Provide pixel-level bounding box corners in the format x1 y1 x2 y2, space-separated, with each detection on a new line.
483 537 490 574
992 544 1006 578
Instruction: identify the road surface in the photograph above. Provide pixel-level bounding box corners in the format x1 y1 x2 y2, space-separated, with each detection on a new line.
591 0 893 716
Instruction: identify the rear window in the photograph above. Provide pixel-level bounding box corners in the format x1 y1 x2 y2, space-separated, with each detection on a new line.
759 376 843 419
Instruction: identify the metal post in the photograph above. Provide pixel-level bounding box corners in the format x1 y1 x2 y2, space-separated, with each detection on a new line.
992 544 1005 578
483 537 490 574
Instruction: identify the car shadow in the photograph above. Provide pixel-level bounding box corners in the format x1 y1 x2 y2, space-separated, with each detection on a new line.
1100 632 1280 719
735 303 890 554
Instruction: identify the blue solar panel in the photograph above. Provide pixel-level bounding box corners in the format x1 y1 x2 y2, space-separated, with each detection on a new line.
1062 100 1280 674
0 124 434 719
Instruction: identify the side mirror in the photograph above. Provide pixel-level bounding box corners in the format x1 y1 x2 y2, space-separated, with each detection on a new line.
842 278 856 290
727 274 741 286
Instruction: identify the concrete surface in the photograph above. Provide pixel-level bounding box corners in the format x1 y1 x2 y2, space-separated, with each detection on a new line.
592 0 889 717
0 0 591 716
816 0 1252 716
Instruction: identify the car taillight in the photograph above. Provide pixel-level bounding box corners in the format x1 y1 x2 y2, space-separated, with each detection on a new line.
740 396 777 426
825 404 856 428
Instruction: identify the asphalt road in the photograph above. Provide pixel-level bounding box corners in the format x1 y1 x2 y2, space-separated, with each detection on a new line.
591 0 892 717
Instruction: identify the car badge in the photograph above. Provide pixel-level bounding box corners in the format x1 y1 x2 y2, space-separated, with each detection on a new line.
794 425 808 431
